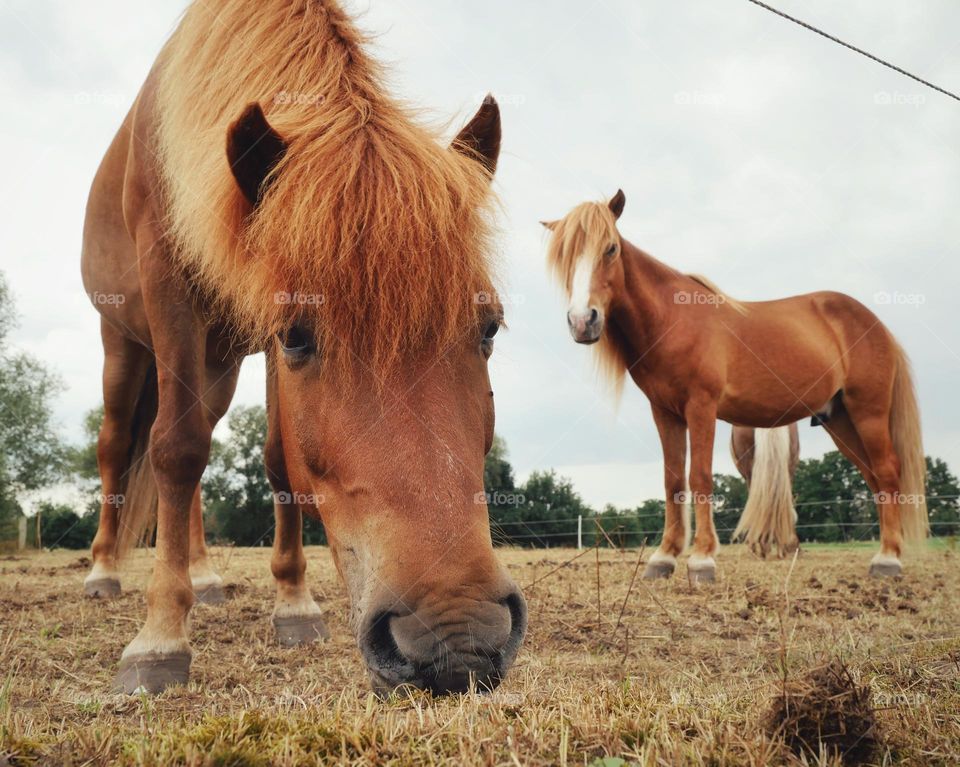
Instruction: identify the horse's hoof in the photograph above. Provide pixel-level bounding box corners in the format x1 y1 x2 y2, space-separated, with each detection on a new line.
642 560 675 580
273 614 330 647
84 578 121 598
112 652 191 694
688 565 716 584
193 584 226 605
869 561 902 578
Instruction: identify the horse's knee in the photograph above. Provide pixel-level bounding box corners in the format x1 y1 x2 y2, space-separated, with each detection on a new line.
149 420 210 488
97 420 132 470
688 467 712 495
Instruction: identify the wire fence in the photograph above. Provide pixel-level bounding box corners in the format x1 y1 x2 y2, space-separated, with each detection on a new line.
490 493 960 546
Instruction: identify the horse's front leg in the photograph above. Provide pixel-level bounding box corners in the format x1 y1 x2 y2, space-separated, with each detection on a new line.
265 353 328 646
113 263 211 694
686 396 720 583
644 404 689 579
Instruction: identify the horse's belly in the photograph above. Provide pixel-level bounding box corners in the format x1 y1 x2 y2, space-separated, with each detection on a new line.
719 357 842 427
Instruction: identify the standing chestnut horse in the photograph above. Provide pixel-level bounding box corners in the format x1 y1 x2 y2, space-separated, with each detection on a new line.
543 192 927 582
731 423 801 558
80 0 526 695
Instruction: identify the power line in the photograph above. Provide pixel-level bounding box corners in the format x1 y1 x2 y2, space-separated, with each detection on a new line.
745 0 960 102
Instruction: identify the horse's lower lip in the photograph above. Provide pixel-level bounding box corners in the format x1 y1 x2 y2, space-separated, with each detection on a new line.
367 657 505 696
576 334 600 345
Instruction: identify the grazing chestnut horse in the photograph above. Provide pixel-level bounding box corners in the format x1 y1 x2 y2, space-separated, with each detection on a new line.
80 0 526 695
731 423 801 558
543 192 927 582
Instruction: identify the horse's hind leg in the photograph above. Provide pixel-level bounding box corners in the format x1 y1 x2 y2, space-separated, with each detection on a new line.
188 359 241 605
84 319 152 598
824 401 903 576
265 354 327 645
188 487 224 604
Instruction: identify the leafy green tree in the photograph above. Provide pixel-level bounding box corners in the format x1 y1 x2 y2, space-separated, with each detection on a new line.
926 456 959 536
69 406 103 484
0 275 67 493
0 272 68 543
484 434 515 493
793 451 873 542
37 501 98 549
712 472 749 542
491 470 592 548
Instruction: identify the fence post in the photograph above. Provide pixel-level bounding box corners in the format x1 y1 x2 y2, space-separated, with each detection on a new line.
577 515 582 550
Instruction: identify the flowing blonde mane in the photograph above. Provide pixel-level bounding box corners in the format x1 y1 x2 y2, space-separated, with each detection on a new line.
544 201 629 399
156 0 497 378
544 199 745 399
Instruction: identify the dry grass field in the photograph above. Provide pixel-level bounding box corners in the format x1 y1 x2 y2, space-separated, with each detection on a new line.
1 542 958 766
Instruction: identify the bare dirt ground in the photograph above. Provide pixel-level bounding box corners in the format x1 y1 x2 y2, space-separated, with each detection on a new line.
1 543 958 766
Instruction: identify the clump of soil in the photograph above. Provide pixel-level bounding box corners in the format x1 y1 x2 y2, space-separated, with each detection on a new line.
764 660 880 766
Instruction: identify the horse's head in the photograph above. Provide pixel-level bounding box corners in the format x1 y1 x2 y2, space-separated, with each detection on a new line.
542 190 626 344
226 99 526 695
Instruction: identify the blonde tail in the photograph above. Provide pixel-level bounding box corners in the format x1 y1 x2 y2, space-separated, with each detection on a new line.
889 343 928 543
732 426 799 558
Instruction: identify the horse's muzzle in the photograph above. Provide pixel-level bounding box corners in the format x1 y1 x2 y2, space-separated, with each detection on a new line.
567 307 603 344
360 590 527 695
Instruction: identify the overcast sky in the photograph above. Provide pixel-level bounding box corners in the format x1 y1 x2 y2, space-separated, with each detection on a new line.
1 0 959 509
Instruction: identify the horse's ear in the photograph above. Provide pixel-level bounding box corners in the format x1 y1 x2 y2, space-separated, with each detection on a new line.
227 102 288 207
540 220 558 231
452 95 501 176
608 189 626 219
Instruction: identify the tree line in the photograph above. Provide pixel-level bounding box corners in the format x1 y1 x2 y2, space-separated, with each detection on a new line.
1 269 957 551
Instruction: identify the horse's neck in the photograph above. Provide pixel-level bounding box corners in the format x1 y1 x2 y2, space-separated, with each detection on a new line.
608 242 680 368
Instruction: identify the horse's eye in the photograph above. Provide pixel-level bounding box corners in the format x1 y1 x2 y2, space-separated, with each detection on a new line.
480 319 499 358
604 242 618 259
278 325 314 358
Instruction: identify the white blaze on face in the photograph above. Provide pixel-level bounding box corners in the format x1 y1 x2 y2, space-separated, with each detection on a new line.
568 254 596 315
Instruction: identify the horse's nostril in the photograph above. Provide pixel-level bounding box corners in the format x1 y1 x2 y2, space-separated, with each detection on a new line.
501 590 528 653
364 611 406 670
588 307 599 325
